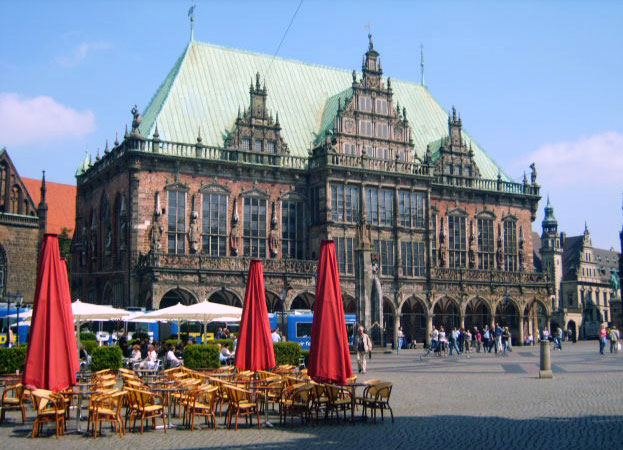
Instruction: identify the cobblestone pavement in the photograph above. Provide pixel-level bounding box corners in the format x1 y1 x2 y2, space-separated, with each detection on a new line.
2 342 622 450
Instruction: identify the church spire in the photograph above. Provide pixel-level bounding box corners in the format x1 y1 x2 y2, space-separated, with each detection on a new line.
37 170 48 233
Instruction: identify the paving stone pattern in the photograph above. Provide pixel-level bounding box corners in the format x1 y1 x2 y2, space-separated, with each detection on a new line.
2 342 622 450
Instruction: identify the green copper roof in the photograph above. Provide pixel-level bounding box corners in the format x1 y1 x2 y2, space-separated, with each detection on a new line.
139 41 509 180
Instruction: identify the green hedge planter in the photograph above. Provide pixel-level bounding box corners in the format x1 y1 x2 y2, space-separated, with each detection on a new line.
91 346 123 371
183 344 221 370
274 341 302 366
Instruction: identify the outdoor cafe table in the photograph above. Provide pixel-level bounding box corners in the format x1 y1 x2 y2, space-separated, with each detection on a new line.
345 382 368 422
64 385 97 433
250 384 274 428
151 386 188 429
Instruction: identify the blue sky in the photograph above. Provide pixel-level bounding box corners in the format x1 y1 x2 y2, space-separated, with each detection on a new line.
0 0 621 249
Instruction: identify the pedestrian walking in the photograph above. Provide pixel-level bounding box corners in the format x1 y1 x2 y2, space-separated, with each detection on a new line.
502 327 510 353
554 327 563 351
425 326 439 356
449 327 461 355
476 328 482 353
609 326 619 353
396 326 404 355
355 326 373 374
438 327 447 356
599 325 607 355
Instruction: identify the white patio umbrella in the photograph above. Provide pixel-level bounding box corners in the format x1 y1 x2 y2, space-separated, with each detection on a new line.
136 302 191 342
71 300 132 353
183 300 243 342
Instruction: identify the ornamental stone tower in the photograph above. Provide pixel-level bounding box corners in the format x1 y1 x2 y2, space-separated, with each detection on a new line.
540 197 563 309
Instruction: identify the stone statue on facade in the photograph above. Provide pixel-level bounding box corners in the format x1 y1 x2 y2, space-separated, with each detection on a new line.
80 224 87 266
131 105 142 133
189 210 201 254
468 220 475 268
530 162 537 185
269 228 279 258
150 212 163 252
518 227 526 271
610 269 620 292
438 217 446 267
357 217 372 249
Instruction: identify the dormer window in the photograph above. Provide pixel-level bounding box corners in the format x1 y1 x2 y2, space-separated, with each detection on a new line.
375 98 388 115
358 95 372 112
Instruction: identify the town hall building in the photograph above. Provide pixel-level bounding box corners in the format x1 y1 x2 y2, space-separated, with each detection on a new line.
72 35 550 346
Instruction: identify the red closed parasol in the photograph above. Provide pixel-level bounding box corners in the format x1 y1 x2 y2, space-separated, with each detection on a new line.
23 234 79 391
234 260 276 371
308 240 353 384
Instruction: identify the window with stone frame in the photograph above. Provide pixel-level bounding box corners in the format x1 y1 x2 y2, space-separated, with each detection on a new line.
398 191 425 228
241 138 251 151
266 141 276 153
167 190 186 254
100 196 112 259
478 218 495 270
375 98 388 115
504 220 518 271
358 95 372 112
331 184 359 223
243 197 266 258
90 209 98 260
431 213 437 266
282 200 304 259
335 237 354 274
365 187 393 227
375 123 389 139
375 240 395 276
401 241 425 277
201 193 227 256
359 120 373 136
448 215 467 268
343 142 357 156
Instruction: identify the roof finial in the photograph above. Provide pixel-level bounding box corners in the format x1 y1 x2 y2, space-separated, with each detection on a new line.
188 3 196 42
196 126 202 144
368 33 374 51
124 124 128 138
452 106 457 121
104 139 109 154
256 72 261 90
420 43 425 86
275 112 280 127
114 131 119 146
153 124 160 139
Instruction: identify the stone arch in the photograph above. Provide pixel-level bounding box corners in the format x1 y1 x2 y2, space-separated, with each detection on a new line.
494 297 520 344
207 288 242 307
265 290 281 313
382 296 397 346
159 287 198 308
464 296 491 331
523 298 548 340
343 292 356 314
289 291 315 311
567 320 577 342
432 296 461 331
400 295 428 344
102 281 114 307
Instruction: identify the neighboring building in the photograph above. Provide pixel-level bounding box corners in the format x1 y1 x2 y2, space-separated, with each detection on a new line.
534 199 621 340
72 36 550 345
0 149 46 305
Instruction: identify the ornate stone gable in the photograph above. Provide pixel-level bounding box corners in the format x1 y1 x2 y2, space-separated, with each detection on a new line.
224 72 289 155
432 107 481 182
318 35 415 162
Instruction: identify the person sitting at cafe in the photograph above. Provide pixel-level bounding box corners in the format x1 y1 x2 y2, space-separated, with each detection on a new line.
140 344 158 370
218 343 234 365
79 344 91 368
166 344 183 368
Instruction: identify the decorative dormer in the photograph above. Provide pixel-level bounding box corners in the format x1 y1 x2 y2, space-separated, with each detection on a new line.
314 35 415 162
433 107 480 183
225 72 289 155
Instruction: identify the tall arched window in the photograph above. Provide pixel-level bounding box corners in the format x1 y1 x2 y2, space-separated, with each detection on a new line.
90 209 98 261
114 194 127 258
100 196 112 259
9 185 21 214
0 245 6 297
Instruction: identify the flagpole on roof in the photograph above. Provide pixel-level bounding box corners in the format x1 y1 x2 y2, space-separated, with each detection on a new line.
188 2 196 42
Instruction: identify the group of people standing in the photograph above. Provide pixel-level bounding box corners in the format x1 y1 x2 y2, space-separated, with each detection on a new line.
424 324 513 356
599 325 620 355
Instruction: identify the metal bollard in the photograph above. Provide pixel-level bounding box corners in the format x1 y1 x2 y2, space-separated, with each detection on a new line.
539 339 553 379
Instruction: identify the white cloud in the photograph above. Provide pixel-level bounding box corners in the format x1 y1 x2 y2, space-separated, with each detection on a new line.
56 41 112 67
522 131 623 187
0 93 96 146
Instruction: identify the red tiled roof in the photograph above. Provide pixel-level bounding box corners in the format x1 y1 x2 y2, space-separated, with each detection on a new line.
22 177 76 236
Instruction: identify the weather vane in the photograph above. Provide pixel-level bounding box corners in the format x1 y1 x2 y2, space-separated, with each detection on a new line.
188 2 196 41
